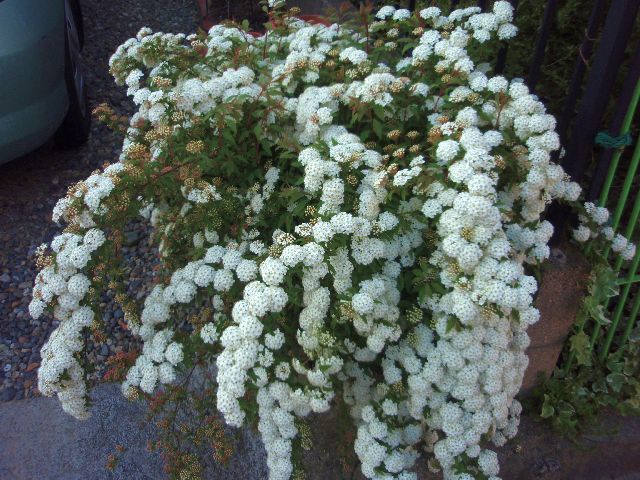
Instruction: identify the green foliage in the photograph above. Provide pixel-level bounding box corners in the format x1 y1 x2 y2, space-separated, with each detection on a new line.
530 250 640 435
576 263 619 329
569 330 591 367
529 334 640 435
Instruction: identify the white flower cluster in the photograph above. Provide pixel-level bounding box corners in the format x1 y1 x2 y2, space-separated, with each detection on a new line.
31 229 106 418
216 277 288 426
32 4 638 480
121 283 185 395
573 202 636 260
246 167 280 218
52 164 122 226
182 182 222 204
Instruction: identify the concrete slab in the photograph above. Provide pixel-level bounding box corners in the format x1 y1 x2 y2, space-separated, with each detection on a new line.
2 383 639 480
0 384 268 480
0 385 165 480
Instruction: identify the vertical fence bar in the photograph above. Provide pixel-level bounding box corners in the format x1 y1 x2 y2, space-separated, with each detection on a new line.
588 45 640 201
584 71 640 260
602 136 640 261
619 289 640 348
588 136 640 352
599 190 640 359
555 0 607 156
527 0 558 92
596 131 640 357
564 75 640 369
408 0 416 12
596 74 640 207
562 0 640 182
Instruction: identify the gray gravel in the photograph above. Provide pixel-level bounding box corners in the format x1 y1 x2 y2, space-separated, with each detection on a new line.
0 0 198 400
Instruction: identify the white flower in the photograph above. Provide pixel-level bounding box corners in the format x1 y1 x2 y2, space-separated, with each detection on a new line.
260 257 288 286
436 140 460 164
611 234 628 253
352 293 374 314
621 243 636 261
340 47 368 65
165 342 183 366
487 76 508 93
419 7 441 20
158 362 176 384
214 269 235 291
573 225 590 242
376 5 396 19
200 323 218 344
236 259 258 282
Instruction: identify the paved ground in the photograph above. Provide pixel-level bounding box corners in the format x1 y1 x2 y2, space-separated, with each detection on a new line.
0 384 268 480
1 383 640 479
0 385 165 480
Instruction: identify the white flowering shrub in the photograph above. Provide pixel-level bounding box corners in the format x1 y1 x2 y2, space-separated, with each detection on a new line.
30 2 635 479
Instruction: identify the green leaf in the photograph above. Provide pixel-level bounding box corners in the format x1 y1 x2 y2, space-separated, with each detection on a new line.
606 372 626 393
418 284 432 303
431 281 446 295
557 401 576 418
372 118 383 138
606 357 624 373
541 395 555 418
592 378 608 393
569 331 592 366
584 298 610 326
590 265 619 300
446 317 460 333
372 105 386 121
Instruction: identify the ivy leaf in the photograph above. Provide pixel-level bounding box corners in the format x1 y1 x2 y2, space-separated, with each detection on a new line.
622 361 636 376
557 401 576 418
592 305 611 326
541 395 555 418
606 357 624 373
589 265 619 300
592 378 608 393
569 331 592 366
606 372 626 393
